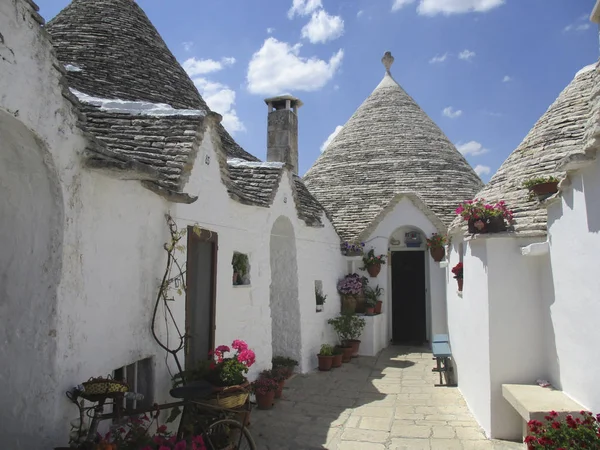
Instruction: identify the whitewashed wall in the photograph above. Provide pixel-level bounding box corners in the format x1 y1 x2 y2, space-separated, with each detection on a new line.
546 155 600 413
364 197 447 349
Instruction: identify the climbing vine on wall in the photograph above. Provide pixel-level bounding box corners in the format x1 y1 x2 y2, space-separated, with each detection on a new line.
151 213 202 383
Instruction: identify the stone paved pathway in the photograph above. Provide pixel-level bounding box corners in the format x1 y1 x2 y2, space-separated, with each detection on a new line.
250 346 523 449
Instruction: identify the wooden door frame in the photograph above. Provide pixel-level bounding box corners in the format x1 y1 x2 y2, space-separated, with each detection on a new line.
185 226 218 365
389 249 429 344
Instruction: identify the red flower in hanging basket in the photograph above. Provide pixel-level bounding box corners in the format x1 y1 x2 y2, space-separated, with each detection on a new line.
451 262 463 279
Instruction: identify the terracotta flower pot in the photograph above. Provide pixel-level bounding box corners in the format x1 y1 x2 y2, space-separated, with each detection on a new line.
367 263 381 277
374 300 382 314
354 292 366 314
341 294 357 314
365 306 375 316
338 346 353 363
430 246 445 262
274 379 285 398
331 353 343 368
318 354 334 371
255 391 275 410
344 339 361 358
457 278 463 292
530 181 559 197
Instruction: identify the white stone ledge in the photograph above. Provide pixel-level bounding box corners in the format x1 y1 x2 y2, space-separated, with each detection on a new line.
520 241 549 257
464 231 517 241
233 284 252 289
439 261 449 268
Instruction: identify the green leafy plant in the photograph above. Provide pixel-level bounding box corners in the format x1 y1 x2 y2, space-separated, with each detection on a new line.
522 175 559 190
328 313 366 343
525 410 600 449
360 249 387 269
319 344 334 356
206 340 255 387
426 233 447 249
364 285 383 307
315 289 327 306
231 252 249 276
272 356 298 369
260 368 287 383
333 346 343 355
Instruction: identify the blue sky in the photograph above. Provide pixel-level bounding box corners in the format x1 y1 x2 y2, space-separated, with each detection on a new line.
38 0 598 181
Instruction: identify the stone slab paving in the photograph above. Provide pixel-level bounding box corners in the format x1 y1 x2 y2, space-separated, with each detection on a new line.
250 346 523 450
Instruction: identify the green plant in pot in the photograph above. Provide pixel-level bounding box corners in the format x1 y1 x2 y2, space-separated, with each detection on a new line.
523 175 559 200
271 356 298 379
328 313 366 359
364 285 383 315
315 289 327 312
331 346 343 368
232 252 249 285
317 344 334 371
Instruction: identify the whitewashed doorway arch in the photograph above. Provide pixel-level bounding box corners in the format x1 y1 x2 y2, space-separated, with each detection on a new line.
269 215 301 362
0 110 64 448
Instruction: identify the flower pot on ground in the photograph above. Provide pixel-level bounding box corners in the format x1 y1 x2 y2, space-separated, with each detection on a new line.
523 175 559 201
331 347 343 368
343 339 361 358
261 367 287 399
271 356 298 379
364 285 383 316
426 233 447 262
337 345 353 363
374 300 383 314
328 313 366 359
360 249 387 278
525 410 600 449
318 344 335 371
456 198 514 234
252 376 279 410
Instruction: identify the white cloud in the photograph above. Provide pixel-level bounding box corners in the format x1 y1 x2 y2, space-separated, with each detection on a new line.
474 164 491 176
301 10 345 44
393 0 504 15
267 27 275 34
502 75 512 82
357 10 364 17
288 0 322 18
182 57 236 76
429 53 449 64
458 49 476 61
182 42 194 52
191 77 245 133
392 0 416 11
443 106 462 118
321 125 344 152
564 23 591 32
247 38 344 95
456 140 490 156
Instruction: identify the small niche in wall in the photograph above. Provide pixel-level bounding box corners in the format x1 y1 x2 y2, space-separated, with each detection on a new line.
315 280 325 312
232 252 250 286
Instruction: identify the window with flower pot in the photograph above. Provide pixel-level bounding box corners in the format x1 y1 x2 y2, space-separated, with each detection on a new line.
315 280 326 312
232 252 250 286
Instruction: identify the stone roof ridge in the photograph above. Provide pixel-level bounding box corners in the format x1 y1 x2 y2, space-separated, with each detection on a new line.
227 158 285 169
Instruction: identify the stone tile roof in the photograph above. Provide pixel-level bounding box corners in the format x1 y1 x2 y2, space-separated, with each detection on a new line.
226 160 327 227
449 64 597 236
303 60 483 242
45 0 258 163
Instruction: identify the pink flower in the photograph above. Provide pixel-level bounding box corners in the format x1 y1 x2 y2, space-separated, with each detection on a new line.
215 345 230 354
174 441 187 450
159 446 171 450
237 349 256 367
232 339 248 352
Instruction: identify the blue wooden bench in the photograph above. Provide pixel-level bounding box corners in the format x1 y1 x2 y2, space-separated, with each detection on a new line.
431 336 456 387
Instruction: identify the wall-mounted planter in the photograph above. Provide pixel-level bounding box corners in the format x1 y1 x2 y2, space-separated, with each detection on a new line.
367 263 381 277
529 181 559 200
430 247 445 262
468 216 506 234
316 305 323 312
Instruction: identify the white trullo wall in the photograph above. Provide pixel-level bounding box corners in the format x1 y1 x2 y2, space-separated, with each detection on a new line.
361 196 447 353
545 155 600 412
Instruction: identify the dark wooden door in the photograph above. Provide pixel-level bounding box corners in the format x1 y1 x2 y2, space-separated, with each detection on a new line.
185 227 218 369
391 251 426 344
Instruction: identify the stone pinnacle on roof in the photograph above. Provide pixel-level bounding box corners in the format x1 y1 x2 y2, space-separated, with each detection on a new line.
303 51 483 241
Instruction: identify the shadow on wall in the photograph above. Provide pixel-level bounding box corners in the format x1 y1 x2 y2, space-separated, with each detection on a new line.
584 159 600 233
539 250 560 388
0 110 64 449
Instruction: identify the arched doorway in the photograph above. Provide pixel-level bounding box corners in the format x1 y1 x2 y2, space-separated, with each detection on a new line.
0 110 64 447
389 226 429 344
269 216 301 362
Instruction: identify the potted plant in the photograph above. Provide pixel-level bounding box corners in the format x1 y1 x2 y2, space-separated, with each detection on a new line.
328 313 366 358
452 262 463 292
261 368 287 399
426 233 447 262
331 346 343 368
341 240 365 256
365 285 383 315
315 288 327 312
252 375 279 410
337 273 368 313
525 410 599 449
272 356 298 380
232 252 249 285
455 198 514 234
360 249 387 277
523 175 559 200
317 344 335 371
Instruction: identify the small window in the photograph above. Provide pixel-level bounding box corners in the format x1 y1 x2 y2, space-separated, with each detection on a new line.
315 280 325 312
113 357 154 411
232 252 250 286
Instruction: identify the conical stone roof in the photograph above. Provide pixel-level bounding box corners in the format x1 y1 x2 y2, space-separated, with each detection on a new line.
449 63 597 236
303 52 483 241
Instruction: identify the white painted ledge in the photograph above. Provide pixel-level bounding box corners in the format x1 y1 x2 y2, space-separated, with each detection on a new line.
439 261 449 268
520 241 549 257
233 284 252 289
457 290 463 298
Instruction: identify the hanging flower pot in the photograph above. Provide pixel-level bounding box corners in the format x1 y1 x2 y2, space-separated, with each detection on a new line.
457 278 463 292
429 247 445 262
367 263 381 277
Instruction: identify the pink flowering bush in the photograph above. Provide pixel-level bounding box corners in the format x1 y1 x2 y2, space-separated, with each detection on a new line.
455 198 514 224
337 273 368 295
525 410 600 449
207 340 255 387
